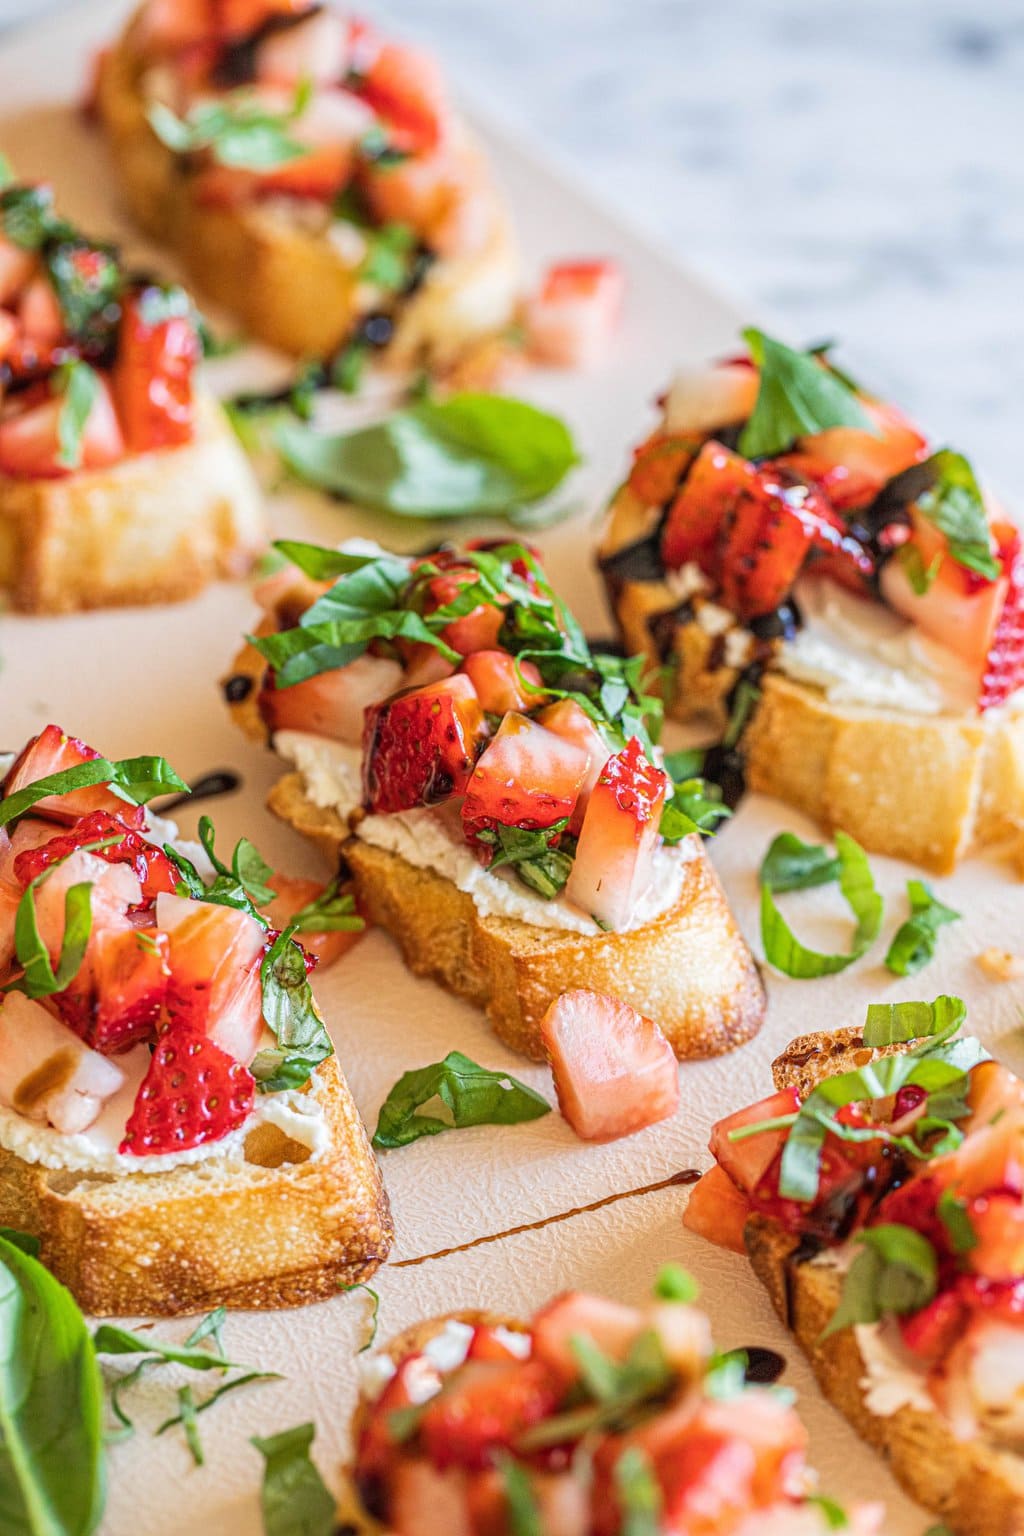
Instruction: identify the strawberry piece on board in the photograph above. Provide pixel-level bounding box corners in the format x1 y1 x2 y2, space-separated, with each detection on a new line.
260 872 364 969
660 439 754 572
461 711 588 852
112 290 200 452
565 737 668 931
2 724 144 828
979 529 1024 711
87 928 171 1053
682 1165 752 1254
419 1358 561 1472
541 988 679 1143
119 1022 255 1155
363 674 487 814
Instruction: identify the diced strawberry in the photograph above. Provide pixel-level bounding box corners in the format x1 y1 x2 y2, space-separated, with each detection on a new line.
541 988 679 1142
531 1291 645 1383
708 1088 800 1197
400 642 457 690
260 872 364 968
535 699 611 835
156 892 266 1064
601 1430 756 1536
422 567 505 656
358 145 464 247
0 375 124 480
2 725 144 828
363 675 487 814
389 1461 472 1536
0 877 19 976
254 7 352 85
0 991 126 1135
355 1351 444 1507
979 528 1024 710
18 276 63 347
0 310 18 364
32 851 140 971
0 235 36 305
12 809 178 902
137 0 215 51
696 1392 808 1505
356 41 447 154
85 928 170 1053
259 654 404 745
660 439 755 572
663 362 760 438
524 260 625 369
419 1358 562 1472
119 1020 254 1154
112 291 200 452
880 512 1009 673
780 397 929 512
461 712 587 852
965 1193 1024 1282
252 563 329 619
898 1289 965 1360
457 651 543 716
683 1164 752 1254
466 1324 525 1363
564 737 668 931
627 432 698 508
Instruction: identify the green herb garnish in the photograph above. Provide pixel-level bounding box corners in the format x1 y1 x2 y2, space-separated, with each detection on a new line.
252 1423 335 1536
884 881 961 977
475 820 574 899
251 924 334 1093
912 449 1001 583
823 1223 937 1338
737 328 874 459
56 359 101 470
759 831 840 892
760 831 883 978
147 78 312 170
0 753 187 830
372 1050 551 1149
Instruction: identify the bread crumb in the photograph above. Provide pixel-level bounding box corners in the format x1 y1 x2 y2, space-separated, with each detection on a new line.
977 947 1024 981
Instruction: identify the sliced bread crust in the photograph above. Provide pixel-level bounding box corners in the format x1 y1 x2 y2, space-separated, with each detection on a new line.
94 18 520 366
0 1054 392 1316
735 1028 1024 1536
265 770 766 1063
599 481 1024 873
0 394 265 613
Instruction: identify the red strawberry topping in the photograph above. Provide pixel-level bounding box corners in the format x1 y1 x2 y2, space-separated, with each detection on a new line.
12 809 179 902
119 1023 254 1155
979 529 1024 711
362 675 487 814
461 712 587 854
3 724 145 828
112 290 199 453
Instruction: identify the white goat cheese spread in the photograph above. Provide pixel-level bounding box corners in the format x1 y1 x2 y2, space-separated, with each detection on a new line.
274 730 699 936
359 1319 530 1402
855 1319 935 1417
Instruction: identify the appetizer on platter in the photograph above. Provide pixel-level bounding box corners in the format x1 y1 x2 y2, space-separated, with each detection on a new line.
600 330 1024 872
93 0 520 371
0 725 390 1315
225 538 765 1061
348 1272 883 1535
0 180 264 612
685 997 1024 1536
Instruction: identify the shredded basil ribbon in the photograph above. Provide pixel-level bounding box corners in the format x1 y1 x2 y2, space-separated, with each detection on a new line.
884 879 960 977
372 1051 551 1149
0 754 188 829
760 830 883 977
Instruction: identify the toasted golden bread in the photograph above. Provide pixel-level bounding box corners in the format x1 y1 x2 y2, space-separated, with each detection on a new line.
0 1055 391 1316
0 394 265 613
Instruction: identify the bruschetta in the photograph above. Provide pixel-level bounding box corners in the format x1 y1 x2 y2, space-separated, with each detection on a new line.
93 0 520 373
347 1276 884 1534
0 179 264 612
599 332 1024 872
684 1000 1024 1536
224 538 765 1061
0 723 390 1315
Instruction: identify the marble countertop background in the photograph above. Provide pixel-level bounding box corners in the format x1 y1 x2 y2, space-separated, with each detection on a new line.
2 0 1022 493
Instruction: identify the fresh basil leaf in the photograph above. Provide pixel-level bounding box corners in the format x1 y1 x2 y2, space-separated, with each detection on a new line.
652 1264 699 1303
738 328 874 459
884 880 960 977
0 753 188 829
703 1348 749 1400
760 831 883 977
863 995 966 1048
341 1283 380 1352
615 1446 663 1536
660 776 729 843
252 1422 335 1536
270 540 386 582
11 876 92 999
163 844 206 899
760 831 840 893
233 838 276 906
92 1322 235 1372
937 1188 978 1255
897 542 943 595
372 1050 550 1149
359 221 416 290
252 924 334 1092
0 1235 106 1536
496 1455 542 1536
148 81 309 171
290 880 363 935
806 1495 851 1530
56 360 100 470
276 393 578 518
477 819 573 898
823 1224 937 1338
0 1229 39 1257
517 1329 673 1451
913 450 1001 583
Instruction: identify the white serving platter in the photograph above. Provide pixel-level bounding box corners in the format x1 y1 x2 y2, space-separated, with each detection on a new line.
1 4 1022 1532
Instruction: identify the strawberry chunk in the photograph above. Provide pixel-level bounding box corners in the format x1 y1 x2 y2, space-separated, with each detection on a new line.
457 651 542 716
355 1352 444 1511
524 259 625 369
535 699 611 835
112 290 200 452
363 675 487 814
541 988 680 1142
12 809 178 902
660 439 754 573
0 877 19 976
0 234 37 305
156 892 266 1064
979 528 1024 710
425 567 505 656
683 1165 752 1254
531 1291 645 1383
259 654 404 746
708 1088 800 1197
119 1021 255 1155
780 397 929 512
0 375 124 480
0 992 126 1135
565 737 668 931
663 361 760 438
461 712 588 852
86 928 170 1053
356 41 447 154
260 873 364 968
419 1358 561 1472
627 432 697 508
18 276 63 347
2 725 144 828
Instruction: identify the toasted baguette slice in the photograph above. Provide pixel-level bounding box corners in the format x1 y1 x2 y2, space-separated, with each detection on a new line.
264 768 765 1063
733 1028 1024 1536
94 16 520 368
0 394 265 613
0 1054 391 1317
600 481 1024 873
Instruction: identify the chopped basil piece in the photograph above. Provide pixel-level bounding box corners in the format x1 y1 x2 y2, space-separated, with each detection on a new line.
653 1263 699 1303
823 1224 937 1338
9 874 92 1000
330 340 367 395
176 1385 203 1466
155 1371 278 1445
290 880 363 935
760 831 883 978
760 831 840 892
738 328 874 460
147 79 311 170
198 816 276 906
660 773 729 843
56 359 101 470
0 183 64 249
806 1495 852 1530
897 542 943 595
275 392 578 519
0 753 188 829
47 242 121 349
359 220 416 290
722 676 761 750
372 1050 551 1149
476 819 574 899
884 879 961 977
252 924 334 1093
937 1188 978 1254
615 1445 663 1536
912 449 1001 583
252 1423 335 1536
497 1455 542 1536
863 995 966 1047
341 1283 380 1352
93 1321 235 1372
